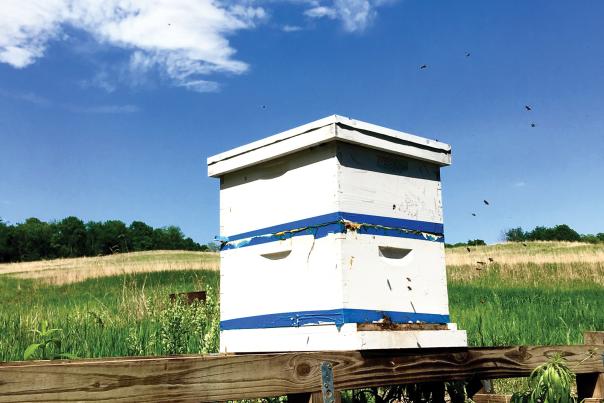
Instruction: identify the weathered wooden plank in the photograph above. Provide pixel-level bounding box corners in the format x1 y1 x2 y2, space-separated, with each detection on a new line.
472 394 511 403
584 332 604 345
578 374 604 400
0 346 602 402
356 323 448 331
578 332 604 400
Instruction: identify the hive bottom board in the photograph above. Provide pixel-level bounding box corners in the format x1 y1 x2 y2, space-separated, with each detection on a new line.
220 323 467 352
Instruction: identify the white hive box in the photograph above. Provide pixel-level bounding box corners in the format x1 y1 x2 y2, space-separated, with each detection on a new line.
208 115 467 352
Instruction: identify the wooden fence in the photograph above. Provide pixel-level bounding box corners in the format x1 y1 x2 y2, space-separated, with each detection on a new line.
0 332 602 402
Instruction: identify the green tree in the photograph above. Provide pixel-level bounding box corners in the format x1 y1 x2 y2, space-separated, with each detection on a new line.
85 220 129 255
505 227 526 242
528 226 551 241
101 220 129 254
51 216 87 257
205 242 220 252
525 224 581 242
85 221 103 255
12 218 54 261
129 221 154 251
0 216 206 262
0 219 15 262
550 224 581 242
154 226 186 250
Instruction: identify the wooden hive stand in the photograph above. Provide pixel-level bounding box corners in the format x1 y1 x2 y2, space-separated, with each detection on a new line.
578 332 604 402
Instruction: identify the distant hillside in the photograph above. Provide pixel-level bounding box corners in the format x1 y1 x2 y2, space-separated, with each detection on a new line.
0 216 217 263
2 241 603 286
446 241 604 285
0 250 218 285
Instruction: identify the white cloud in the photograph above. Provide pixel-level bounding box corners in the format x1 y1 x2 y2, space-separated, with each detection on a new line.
333 0 375 32
66 104 140 114
513 181 527 188
0 1 66 68
178 79 221 93
282 25 303 32
304 6 337 19
304 0 390 32
0 0 396 91
10 91 52 106
80 70 117 93
0 0 266 91
0 88 140 114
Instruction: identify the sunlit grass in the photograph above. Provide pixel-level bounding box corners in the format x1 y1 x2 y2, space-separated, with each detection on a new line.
0 250 219 285
0 270 219 361
0 243 602 366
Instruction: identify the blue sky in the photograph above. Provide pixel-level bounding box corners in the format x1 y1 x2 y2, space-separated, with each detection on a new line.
1 0 603 244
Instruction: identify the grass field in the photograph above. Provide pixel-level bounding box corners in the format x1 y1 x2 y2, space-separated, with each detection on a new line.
0 250 219 284
447 242 604 346
0 252 220 361
0 242 603 363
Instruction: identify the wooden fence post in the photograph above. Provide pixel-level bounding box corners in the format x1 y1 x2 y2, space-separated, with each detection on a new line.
577 332 604 401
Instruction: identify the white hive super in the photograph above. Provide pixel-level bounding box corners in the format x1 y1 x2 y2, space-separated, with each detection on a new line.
208 115 466 352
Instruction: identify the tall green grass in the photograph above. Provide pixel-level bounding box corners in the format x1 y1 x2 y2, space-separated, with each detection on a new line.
447 246 604 346
1 244 603 363
0 270 219 361
449 284 604 346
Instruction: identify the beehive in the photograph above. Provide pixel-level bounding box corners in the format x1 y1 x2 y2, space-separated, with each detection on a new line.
208 115 467 352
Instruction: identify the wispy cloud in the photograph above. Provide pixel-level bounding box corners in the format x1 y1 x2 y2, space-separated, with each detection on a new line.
303 0 393 32
0 0 267 92
0 88 140 114
304 6 338 19
79 70 117 93
0 1 396 91
282 25 303 32
513 181 527 188
8 91 52 107
65 104 140 114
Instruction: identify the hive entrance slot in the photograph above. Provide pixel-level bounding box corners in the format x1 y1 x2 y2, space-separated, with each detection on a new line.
260 250 292 260
378 246 412 260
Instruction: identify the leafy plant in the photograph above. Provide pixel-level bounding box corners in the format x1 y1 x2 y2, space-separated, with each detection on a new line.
511 353 576 403
23 320 77 360
126 327 146 356
158 299 190 355
158 291 219 355
344 381 470 403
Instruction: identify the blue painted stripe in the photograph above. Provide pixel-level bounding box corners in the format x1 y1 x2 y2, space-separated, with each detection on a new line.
220 212 444 250
221 222 444 250
220 308 450 330
221 222 344 250
338 212 443 235
226 212 443 241
226 212 343 241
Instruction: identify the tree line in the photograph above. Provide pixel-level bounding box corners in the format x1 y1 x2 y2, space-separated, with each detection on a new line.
445 239 486 248
0 217 216 263
447 224 604 248
505 224 604 243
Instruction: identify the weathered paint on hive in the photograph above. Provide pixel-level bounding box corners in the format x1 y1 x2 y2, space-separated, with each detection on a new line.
208 115 451 177
208 115 465 352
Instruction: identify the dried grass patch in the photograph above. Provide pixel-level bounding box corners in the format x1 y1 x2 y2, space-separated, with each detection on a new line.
446 241 604 285
0 250 219 285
